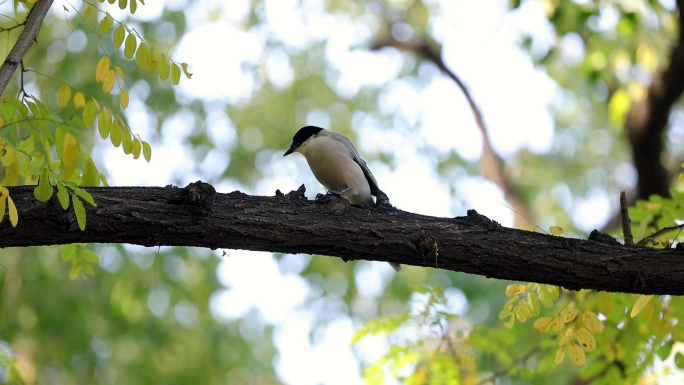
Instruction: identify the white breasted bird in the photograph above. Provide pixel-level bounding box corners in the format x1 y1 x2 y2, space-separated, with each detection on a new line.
284 126 402 272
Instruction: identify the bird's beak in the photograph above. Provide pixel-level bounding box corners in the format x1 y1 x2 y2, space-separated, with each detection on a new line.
284 146 294 157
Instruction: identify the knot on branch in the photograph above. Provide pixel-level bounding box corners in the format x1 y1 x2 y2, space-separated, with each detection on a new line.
466 210 499 230
315 192 351 211
415 235 439 267
588 229 620 245
184 181 216 210
280 184 306 200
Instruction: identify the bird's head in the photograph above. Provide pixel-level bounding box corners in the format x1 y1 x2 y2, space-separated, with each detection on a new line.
284 126 324 156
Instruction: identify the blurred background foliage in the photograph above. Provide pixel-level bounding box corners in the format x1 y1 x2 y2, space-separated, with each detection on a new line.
1 0 684 384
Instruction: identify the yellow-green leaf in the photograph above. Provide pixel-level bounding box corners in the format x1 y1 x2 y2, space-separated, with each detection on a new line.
110 120 122 147
549 226 564 235
504 314 515 329
96 55 110 82
582 311 604 334
98 14 113 35
114 66 125 81
2 145 17 166
130 0 137 13
528 292 540 315
181 62 192 79
114 24 125 48
124 34 137 59
57 85 71 108
132 138 141 159
142 141 151 162
146 48 159 73
103 69 116 94
120 89 129 109
505 284 526 296
568 343 586 365
135 43 149 69
72 195 86 231
98 109 110 139
552 315 565 332
159 54 170 80
679 173 684 183
74 92 86 109
69 263 82 280
57 183 69 209
83 5 94 17
561 309 580 323
34 170 53 202
533 317 553 332
83 100 97 126
171 63 181 85
631 295 653 318
118 0 127 10
555 347 565 365
122 129 132 154
576 327 596 352
7 196 17 227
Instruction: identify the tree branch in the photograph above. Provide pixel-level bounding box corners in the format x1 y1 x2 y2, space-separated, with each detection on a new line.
0 0 54 97
2 182 684 295
626 0 684 200
371 39 535 227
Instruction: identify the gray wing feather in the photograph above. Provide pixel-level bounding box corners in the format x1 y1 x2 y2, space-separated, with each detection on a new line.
328 132 380 196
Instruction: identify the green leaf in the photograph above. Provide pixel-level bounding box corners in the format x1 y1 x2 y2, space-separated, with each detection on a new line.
60 243 77 261
79 249 100 264
181 63 192 79
98 14 113 35
124 34 137 59
135 43 149 69
159 54 170 80
72 195 86 231
82 155 100 186
130 0 137 13
132 138 142 159
118 0 127 10
657 340 674 360
83 100 97 126
171 63 181 85
69 185 96 207
33 170 53 202
57 85 71 108
142 141 151 162
146 48 159 73
7 98 28 116
56 182 70 209
113 24 125 48
676 353 684 370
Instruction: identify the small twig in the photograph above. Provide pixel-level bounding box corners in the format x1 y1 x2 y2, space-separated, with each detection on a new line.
478 345 541 385
0 0 54 96
638 223 684 246
620 191 634 246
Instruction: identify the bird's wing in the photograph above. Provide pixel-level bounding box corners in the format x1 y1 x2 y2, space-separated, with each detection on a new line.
329 132 380 196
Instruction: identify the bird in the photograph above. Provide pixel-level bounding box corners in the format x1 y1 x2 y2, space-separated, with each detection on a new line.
284 125 402 271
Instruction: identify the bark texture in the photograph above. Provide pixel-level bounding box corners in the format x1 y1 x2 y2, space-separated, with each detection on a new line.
1 182 684 295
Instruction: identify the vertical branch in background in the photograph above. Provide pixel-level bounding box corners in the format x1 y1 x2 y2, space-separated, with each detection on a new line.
0 0 54 96
626 0 684 201
371 39 535 227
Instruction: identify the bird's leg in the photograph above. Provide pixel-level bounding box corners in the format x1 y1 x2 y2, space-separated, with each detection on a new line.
327 187 350 196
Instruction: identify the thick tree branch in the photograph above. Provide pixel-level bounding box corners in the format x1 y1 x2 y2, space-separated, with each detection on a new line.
2 182 684 295
0 0 54 96
371 39 534 227
626 0 684 200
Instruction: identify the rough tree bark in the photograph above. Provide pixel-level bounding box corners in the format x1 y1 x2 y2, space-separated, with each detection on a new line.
1 182 683 296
